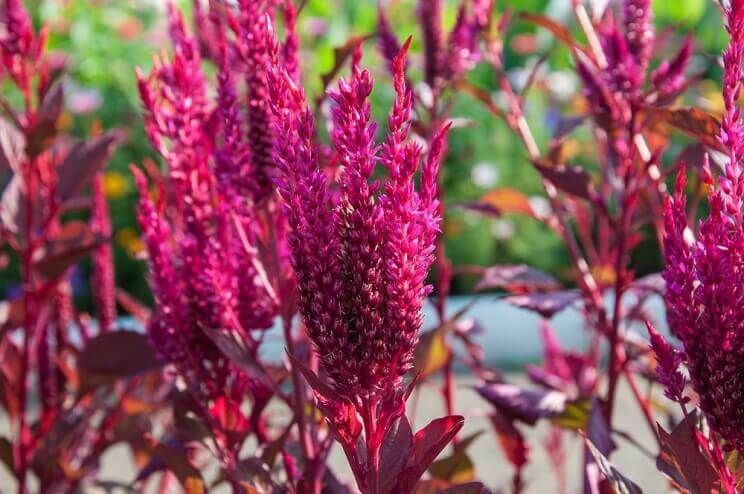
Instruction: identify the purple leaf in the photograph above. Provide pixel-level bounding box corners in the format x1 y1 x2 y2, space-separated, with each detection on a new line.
77 330 162 392
394 415 465 492
586 399 615 456
201 326 272 389
379 414 414 493
456 201 502 217
286 351 344 404
504 290 581 318
476 383 568 425
533 162 593 200
656 413 718 494
33 220 107 279
56 131 124 201
475 264 560 292
584 437 643 494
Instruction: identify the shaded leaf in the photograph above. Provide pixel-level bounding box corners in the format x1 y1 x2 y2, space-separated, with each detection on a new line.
656 413 718 494
202 327 272 389
584 437 643 494
0 436 13 473
586 399 615 456
504 290 581 318
380 414 414 493
652 108 722 152
25 82 63 157
533 162 593 200
56 131 124 201
34 220 106 279
229 457 282 493
474 264 560 293
134 436 205 494
476 383 567 425
77 331 161 392
456 201 503 218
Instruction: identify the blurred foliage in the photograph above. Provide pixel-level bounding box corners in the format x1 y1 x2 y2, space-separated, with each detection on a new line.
3 0 729 302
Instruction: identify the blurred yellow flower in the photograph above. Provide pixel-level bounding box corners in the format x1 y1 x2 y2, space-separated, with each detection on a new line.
116 227 144 256
104 171 129 199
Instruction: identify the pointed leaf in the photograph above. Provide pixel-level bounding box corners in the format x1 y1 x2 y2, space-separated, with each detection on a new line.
56 131 124 201
584 437 643 494
380 414 414 493
395 416 464 492
652 108 723 152
33 220 106 279
656 414 718 494
533 162 593 200
489 413 529 468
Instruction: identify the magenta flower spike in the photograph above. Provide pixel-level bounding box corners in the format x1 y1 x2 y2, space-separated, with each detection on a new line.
662 0 744 452
134 4 277 407
91 174 116 332
271 42 461 494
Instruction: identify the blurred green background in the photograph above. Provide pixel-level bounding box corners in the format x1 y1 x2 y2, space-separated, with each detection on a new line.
2 0 729 305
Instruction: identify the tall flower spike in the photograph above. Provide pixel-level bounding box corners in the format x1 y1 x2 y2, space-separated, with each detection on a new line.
377 5 402 75
91 174 116 332
272 44 456 493
418 0 444 87
237 1 279 204
622 0 653 70
645 322 686 405
663 0 744 453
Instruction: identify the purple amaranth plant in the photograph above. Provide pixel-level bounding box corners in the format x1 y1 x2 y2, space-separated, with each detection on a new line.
134 4 281 470
377 0 494 430
270 42 463 493
662 0 744 454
